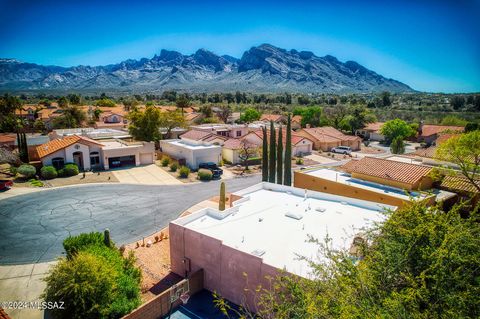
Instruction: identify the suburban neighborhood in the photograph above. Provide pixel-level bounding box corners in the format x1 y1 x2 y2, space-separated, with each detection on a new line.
1 1 480 318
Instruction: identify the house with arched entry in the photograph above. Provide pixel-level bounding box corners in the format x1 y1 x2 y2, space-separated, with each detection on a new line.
35 135 155 171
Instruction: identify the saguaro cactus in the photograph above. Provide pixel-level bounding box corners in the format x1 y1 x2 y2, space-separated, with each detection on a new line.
104 228 111 247
219 182 226 211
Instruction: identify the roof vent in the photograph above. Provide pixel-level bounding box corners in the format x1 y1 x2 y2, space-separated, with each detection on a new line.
315 207 326 212
285 211 303 220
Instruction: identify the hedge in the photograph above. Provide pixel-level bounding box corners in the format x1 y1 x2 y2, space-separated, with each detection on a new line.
41 165 57 179
198 168 213 181
17 164 36 178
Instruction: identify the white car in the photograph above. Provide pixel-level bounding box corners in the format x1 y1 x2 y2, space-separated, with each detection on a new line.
331 146 352 154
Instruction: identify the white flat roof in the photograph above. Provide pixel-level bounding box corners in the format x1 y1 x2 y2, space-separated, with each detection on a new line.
164 139 222 150
173 183 394 279
304 168 427 200
102 140 142 150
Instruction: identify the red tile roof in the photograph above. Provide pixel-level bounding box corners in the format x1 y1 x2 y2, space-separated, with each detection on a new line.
36 136 103 158
251 128 309 146
301 127 361 143
411 146 437 159
342 157 432 186
420 125 464 137
362 122 385 133
0 134 16 143
291 115 302 123
0 308 12 319
180 129 213 141
260 114 284 122
441 175 480 194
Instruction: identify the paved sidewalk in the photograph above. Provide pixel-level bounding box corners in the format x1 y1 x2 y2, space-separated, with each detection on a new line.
0 187 43 200
112 164 182 185
0 262 56 319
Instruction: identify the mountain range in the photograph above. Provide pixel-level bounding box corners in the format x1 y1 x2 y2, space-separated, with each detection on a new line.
0 44 413 93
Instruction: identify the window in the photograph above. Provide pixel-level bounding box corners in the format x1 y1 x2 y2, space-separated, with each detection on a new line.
236 131 242 137
90 152 100 166
52 157 65 170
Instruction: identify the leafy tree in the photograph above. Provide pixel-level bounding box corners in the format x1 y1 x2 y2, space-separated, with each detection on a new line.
268 121 276 183
122 97 139 111
474 95 480 111
199 105 213 118
380 119 415 144
323 105 347 129
342 104 377 134
57 96 69 108
465 122 480 132
294 106 325 128
52 105 87 129
159 110 186 139
67 94 81 105
95 98 116 107
161 90 177 102
276 127 283 184
390 136 405 154
176 94 190 115
216 201 480 318
450 96 465 110
0 94 23 132
283 114 292 186
128 106 162 142
240 108 261 123
33 119 46 132
262 126 268 182
380 91 392 107
435 131 480 192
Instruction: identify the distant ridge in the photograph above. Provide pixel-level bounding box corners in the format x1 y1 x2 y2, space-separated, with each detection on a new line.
0 44 413 93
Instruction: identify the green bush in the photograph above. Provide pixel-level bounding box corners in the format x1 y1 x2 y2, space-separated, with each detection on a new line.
41 165 57 179
161 157 170 167
63 232 105 259
29 179 44 187
63 163 79 176
169 162 178 172
9 165 17 176
179 166 190 178
296 158 304 165
17 164 36 178
198 168 213 181
390 136 405 154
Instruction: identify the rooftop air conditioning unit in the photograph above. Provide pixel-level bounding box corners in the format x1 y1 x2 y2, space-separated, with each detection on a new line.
285 211 303 220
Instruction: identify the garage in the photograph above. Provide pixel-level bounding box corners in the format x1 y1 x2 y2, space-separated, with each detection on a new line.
108 155 136 168
139 153 154 165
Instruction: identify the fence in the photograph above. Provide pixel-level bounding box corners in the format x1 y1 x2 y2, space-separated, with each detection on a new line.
122 269 204 319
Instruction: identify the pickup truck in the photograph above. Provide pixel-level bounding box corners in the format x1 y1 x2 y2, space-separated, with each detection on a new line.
0 180 13 191
198 162 223 179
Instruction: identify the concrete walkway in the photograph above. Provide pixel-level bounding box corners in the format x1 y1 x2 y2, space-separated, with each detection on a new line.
0 262 55 319
112 164 182 185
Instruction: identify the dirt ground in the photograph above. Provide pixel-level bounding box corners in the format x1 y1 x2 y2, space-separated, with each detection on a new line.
156 160 199 183
357 145 385 154
43 171 119 187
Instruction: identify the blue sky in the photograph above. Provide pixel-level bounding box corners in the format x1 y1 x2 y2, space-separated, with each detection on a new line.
0 0 479 93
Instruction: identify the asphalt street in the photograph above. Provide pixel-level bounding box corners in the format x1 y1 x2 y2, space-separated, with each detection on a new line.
0 175 261 265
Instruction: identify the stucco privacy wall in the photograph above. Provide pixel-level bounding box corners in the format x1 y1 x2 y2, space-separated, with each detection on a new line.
169 223 280 311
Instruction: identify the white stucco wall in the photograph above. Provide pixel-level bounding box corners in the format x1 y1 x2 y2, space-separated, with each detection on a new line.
160 140 221 169
65 143 92 170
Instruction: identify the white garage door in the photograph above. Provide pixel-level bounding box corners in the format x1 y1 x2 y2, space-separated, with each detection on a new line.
139 153 153 165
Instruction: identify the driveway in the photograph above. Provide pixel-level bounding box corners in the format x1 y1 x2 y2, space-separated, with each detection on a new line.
0 175 261 265
111 164 182 185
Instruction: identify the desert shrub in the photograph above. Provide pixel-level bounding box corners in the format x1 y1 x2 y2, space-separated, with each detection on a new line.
198 168 213 181
9 166 17 176
218 159 224 167
179 166 190 178
169 162 178 172
363 140 370 147
63 163 79 176
40 165 57 179
43 248 141 319
63 232 105 259
296 158 304 165
29 179 44 187
161 157 170 167
17 164 36 178
390 136 405 154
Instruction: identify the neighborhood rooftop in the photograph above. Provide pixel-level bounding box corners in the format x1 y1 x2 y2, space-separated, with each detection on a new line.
341 157 432 185
172 182 393 278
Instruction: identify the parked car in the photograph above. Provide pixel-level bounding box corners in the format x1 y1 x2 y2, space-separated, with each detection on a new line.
198 162 223 179
0 180 13 191
331 146 352 155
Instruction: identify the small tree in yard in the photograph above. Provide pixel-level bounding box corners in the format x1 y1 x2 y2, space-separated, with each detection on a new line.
380 119 415 144
276 126 283 185
219 182 226 211
390 136 405 154
262 126 268 182
238 139 258 171
268 121 276 183
435 130 480 192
